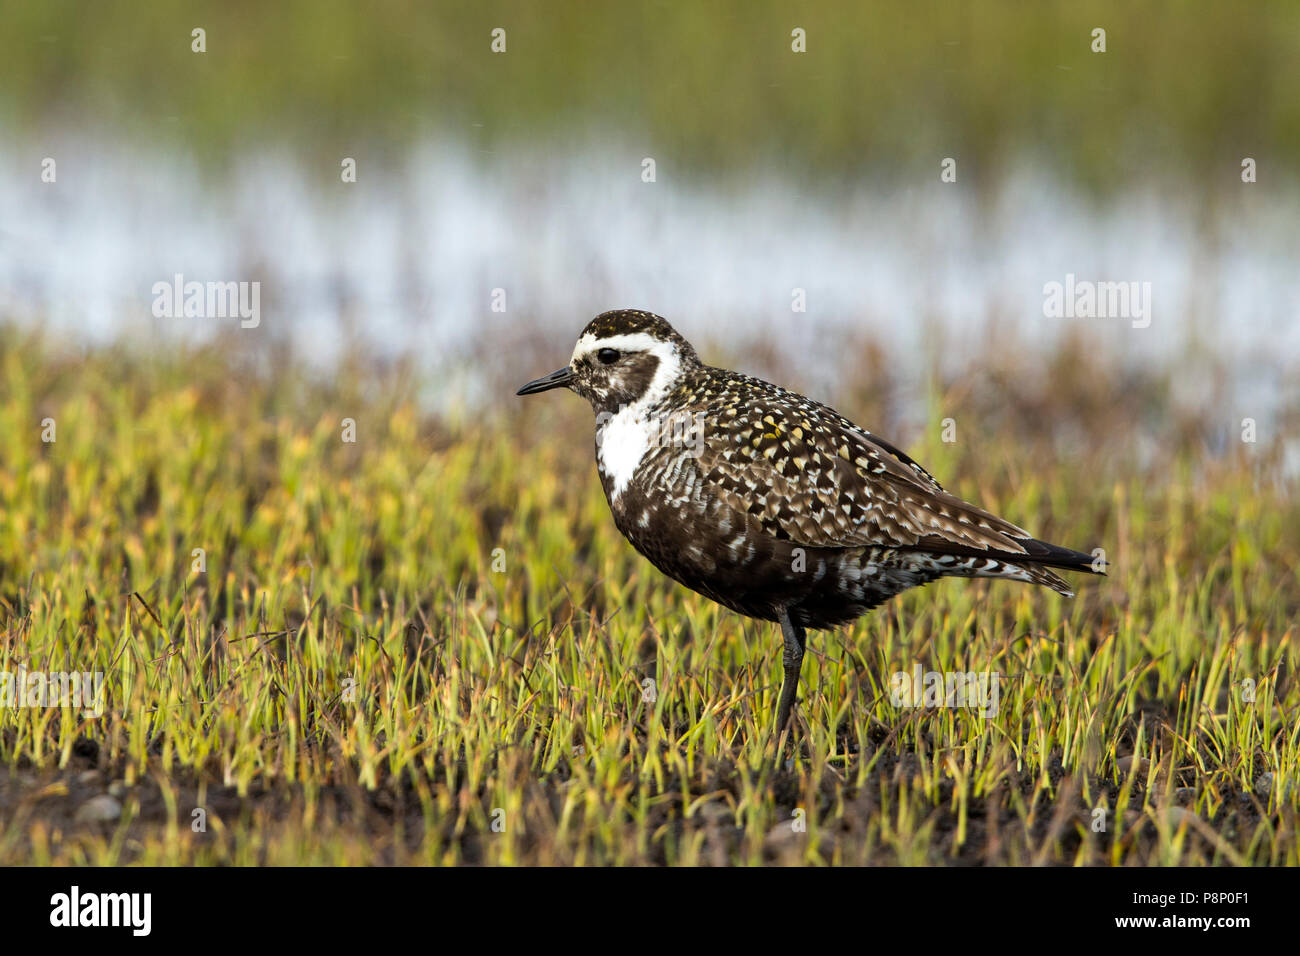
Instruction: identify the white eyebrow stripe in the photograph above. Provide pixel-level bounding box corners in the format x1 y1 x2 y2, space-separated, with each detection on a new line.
570 331 668 364
573 330 684 411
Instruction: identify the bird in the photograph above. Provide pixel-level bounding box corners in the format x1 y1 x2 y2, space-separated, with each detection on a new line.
517 309 1103 736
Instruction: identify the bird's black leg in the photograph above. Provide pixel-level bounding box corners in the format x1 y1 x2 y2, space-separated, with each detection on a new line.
775 607 806 736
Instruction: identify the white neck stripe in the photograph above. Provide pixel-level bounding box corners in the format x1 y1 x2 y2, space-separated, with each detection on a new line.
578 332 685 499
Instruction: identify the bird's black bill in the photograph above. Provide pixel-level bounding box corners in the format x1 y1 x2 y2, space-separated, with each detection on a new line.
516 366 574 396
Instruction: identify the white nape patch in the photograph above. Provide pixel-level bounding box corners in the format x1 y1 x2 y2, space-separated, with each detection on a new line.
579 331 685 500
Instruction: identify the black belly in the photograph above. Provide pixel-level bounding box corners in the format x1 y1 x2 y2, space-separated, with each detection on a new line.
608 483 932 631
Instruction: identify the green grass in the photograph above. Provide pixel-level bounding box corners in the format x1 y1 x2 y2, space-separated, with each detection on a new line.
0 326 1296 865
6 0 1300 190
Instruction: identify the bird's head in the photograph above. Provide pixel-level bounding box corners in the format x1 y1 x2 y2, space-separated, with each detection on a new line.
516 309 700 415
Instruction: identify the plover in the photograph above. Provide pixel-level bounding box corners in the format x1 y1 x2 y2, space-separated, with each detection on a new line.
518 310 1102 735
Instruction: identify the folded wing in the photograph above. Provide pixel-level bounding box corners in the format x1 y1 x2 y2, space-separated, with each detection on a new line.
695 382 1097 577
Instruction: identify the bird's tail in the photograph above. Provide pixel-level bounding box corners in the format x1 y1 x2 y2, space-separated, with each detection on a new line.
1018 564 1079 598
907 538 1104 598
975 538 1104 598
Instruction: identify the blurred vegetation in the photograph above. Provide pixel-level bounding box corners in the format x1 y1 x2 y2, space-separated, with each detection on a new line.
0 325 1296 864
5 0 1300 189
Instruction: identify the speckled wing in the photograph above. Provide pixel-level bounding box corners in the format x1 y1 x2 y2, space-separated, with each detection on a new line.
693 376 1040 557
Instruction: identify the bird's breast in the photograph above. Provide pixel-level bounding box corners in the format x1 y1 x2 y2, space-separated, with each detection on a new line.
595 408 657 501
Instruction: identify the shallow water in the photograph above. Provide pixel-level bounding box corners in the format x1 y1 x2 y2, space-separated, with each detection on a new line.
2 138 1297 428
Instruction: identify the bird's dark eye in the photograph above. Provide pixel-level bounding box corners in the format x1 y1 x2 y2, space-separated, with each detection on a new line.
597 348 620 365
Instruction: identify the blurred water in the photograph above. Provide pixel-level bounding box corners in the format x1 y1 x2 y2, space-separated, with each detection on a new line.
2 137 1297 426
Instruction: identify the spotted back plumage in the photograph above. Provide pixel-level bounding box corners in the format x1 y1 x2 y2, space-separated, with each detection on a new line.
681 369 1090 562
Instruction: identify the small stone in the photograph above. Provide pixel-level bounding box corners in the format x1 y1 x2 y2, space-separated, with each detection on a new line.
77 770 101 786
108 780 126 798
1116 755 1149 776
75 794 122 823
1163 806 1196 827
1253 773 1274 798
